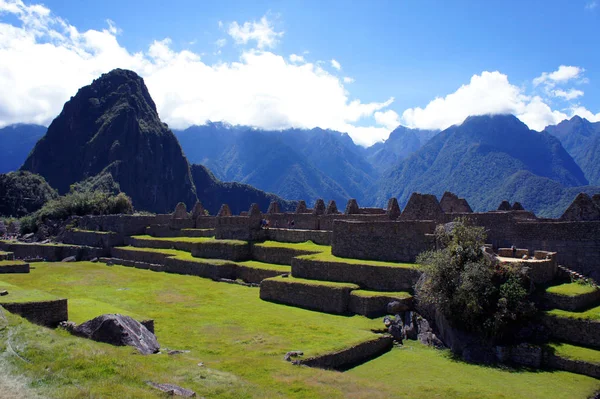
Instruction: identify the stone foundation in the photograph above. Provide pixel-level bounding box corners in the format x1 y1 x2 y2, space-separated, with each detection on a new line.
0 261 30 274
163 257 237 280
1 299 68 327
542 314 600 348
191 241 251 262
63 229 123 248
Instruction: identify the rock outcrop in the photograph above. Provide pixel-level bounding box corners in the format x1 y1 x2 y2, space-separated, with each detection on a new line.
21 69 197 213
72 314 160 355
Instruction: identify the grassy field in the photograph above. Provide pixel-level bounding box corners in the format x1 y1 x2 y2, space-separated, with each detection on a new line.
546 305 600 320
546 282 598 297
0 262 599 398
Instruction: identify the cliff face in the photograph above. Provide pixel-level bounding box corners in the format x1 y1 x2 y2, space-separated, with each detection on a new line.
21 69 197 213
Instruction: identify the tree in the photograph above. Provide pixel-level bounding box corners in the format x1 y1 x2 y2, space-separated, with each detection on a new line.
416 218 536 341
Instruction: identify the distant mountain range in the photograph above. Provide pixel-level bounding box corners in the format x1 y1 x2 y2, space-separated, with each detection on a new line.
2 69 599 218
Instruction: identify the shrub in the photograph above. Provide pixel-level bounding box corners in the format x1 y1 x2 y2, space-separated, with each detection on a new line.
0 171 58 217
20 191 133 233
416 218 536 341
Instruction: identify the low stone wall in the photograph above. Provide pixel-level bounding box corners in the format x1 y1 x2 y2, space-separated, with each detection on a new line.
191 242 251 262
0 262 30 274
295 335 393 370
126 237 195 253
292 257 421 291
260 277 359 314
77 214 171 235
544 289 600 311
236 264 287 284
163 257 237 280
169 218 195 229
331 220 436 262
1 299 68 327
103 257 165 272
195 216 217 229
542 314 600 348
544 351 600 379
251 245 319 265
266 228 331 245
319 214 389 231
146 225 214 238
0 251 14 260
348 292 413 318
0 242 105 261
63 229 123 248
111 248 173 264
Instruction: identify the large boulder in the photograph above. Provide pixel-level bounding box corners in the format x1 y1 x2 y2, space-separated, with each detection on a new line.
72 314 160 355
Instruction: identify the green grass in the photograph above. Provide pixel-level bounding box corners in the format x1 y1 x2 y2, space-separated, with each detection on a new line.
2 262 599 398
0 260 27 267
131 235 246 246
546 305 600 321
348 341 600 399
181 229 213 232
68 298 149 325
0 280 58 303
546 283 598 297
71 228 113 235
548 342 600 365
300 251 419 269
254 240 329 253
266 275 360 290
236 261 290 272
350 290 412 299
114 246 236 265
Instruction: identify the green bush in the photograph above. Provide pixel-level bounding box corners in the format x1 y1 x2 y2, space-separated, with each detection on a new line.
416 218 536 341
20 191 133 233
0 171 58 217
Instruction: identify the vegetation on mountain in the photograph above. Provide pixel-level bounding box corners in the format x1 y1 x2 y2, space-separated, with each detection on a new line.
0 124 46 174
416 218 536 340
0 171 58 217
20 69 197 213
190 164 295 215
545 116 600 185
366 126 438 172
373 114 595 217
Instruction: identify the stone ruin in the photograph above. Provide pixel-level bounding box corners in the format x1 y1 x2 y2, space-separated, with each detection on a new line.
561 193 600 221
326 200 339 214
217 204 232 217
400 193 444 221
295 201 309 214
497 200 511 211
313 199 326 215
171 202 188 219
594 194 600 209
344 199 360 215
439 192 473 213
511 202 525 211
387 198 401 220
249 203 262 218
267 201 280 214
191 201 205 219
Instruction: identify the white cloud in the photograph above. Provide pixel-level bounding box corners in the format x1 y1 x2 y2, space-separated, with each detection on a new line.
533 65 584 87
215 38 226 48
570 106 600 122
343 76 354 83
585 1 597 9
0 2 395 147
227 15 283 49
401 71 577 131
553 88 584 100
106 19 121 35
289 53 304 63
374 110 400 130
331 59 341 70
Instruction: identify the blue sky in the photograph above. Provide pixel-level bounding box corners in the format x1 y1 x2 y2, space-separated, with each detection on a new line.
0 0 599 145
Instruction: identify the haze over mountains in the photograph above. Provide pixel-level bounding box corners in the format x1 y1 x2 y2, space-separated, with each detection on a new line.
1 69 600 218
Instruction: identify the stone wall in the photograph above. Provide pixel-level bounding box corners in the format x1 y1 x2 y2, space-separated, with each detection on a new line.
111 248 173 264
191 241 251 261
544 289 600 312
291 256 421 291
348 292 413 318
265 228 331 245
251 245 320 265
215 216 265 241
295 335 393 370
1 299 68 327
77 214 171 235
0 262 30 273
260 276 359 314
125 237 196 253
0 242 105 261
63 229 123 248
542 314 600 348
236 264 287 284
331 220 436 262
145 225 214 238
163 257 237 280
195 216 217 229
544 351 600 379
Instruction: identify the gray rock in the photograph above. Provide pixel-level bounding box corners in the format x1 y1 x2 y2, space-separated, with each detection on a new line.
90 257 99 263
147 382 196 397
72 314 160 355
284 350 304 361
402 311 418 340
0 290 8 296
387 300 409 314
61 256 76 262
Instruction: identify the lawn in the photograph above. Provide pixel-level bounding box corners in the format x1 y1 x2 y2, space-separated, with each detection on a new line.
546 305 600 321
546 282 598 297
1 262 599 398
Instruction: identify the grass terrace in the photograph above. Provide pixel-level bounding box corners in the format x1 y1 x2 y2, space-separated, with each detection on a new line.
0 260 27 267
253 240 329 253
0 262 599 398
299 250 420 269
350 290 412 299
548 342 600 365
546 305 600 321
0 280 58 303
130 235 247 246
67 298 150 325
546 282 598 297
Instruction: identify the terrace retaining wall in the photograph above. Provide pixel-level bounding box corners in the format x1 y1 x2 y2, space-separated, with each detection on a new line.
266 228 331 245
0 262 30 273
542 315 600 348
1 299 68 327
251 246 319 265
0 242 105 261
63 229 123 248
